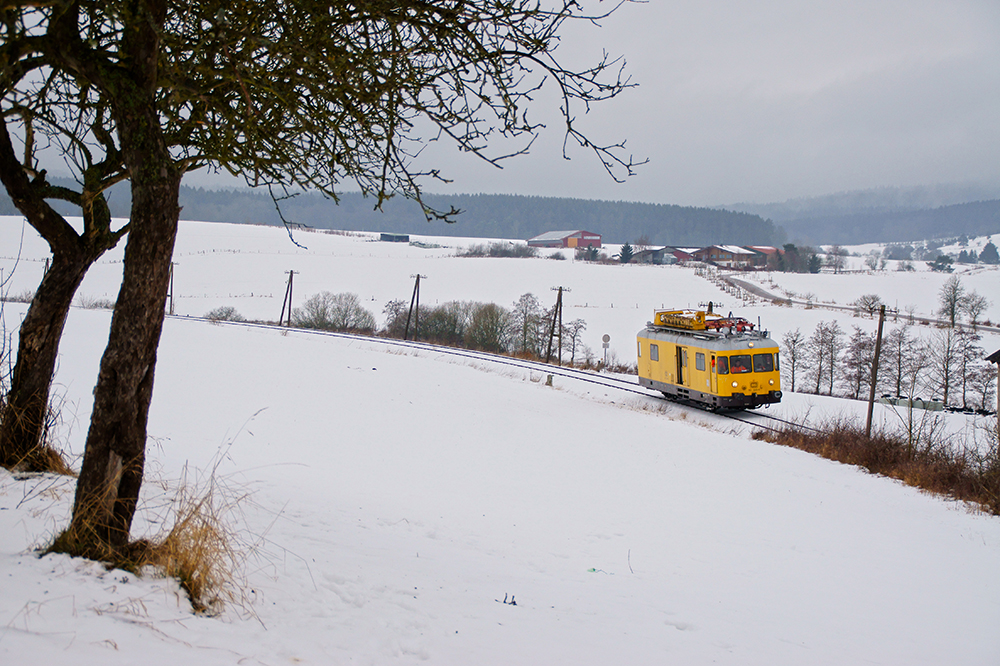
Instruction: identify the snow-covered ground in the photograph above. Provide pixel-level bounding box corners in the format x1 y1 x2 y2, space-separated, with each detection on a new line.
1 217 999 664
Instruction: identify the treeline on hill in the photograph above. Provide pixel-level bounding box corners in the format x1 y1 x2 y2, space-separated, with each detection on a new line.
765 200 1000 246
205 290 618 369
0 180 783 246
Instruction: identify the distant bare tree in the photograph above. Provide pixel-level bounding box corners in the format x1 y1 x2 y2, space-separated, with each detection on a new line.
511 293 545 356
825 246 848 274
807 321 844 395
882 326 916 397
852 294 884 317
382 299 409 338
963 292 991 328
928 328 959 405
968 364 998 412
780 328 806 393
937 275 965 327
565 319 588 364
840 326 876 400
465 303 512 353
955 331 985 410
294 292 376 332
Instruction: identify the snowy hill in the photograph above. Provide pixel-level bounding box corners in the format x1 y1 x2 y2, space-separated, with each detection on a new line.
1 217 999 664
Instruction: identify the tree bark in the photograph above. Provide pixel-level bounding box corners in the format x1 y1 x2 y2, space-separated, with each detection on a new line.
0 252 92 468
66 0 180 551
68 169 180 549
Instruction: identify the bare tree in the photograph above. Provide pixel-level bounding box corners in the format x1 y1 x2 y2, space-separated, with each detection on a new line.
293 292 376 333
465 303 512 353
511 293 545 357
882 326 916 398
852 294 884 318
954 330 985 410
565 319 588 364
968 364 998 412
937 275 965 327
825 245 848 274
780 328 806 393
928 328 959 405
841 326 876 400
2 0 639 557
382 299 409 338
963 292 991 328
807 321 844 395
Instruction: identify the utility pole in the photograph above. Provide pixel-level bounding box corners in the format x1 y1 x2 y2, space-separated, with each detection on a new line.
279 270 298 326
404 274 426 341
168 262 177 315
865 304 887 438
545 286 569 365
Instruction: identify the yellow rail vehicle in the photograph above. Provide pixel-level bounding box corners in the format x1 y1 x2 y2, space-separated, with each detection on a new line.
637 308 782 410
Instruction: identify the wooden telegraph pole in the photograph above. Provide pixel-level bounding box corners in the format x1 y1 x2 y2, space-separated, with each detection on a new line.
168 262 177 315
279 270 298 326
545 286 569 365
404 274 426 341
865 304 887 439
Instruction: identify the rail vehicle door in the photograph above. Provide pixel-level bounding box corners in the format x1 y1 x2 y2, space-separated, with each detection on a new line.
676 346 688 386
710 354 717 393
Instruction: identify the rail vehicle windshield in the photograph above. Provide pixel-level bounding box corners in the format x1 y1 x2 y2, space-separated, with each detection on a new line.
716 356 729 374
753 353 774 373
729 354 751 374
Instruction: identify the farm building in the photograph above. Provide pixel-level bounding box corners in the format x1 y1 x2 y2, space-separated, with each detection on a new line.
692 245 758 269
632 247 676 264
379 233 410 243
527 230 602 249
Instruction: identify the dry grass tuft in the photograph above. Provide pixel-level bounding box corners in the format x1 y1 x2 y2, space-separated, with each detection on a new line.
48 460 256 615
753 417 1000 515
138 476 243 613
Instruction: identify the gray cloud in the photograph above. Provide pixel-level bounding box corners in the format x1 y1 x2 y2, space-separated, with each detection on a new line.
417 0 1000 206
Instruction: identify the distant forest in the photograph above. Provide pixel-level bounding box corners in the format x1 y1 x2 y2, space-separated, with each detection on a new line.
728 184 1000 245
4 180 998 246
764 200 1000 245
0 183 782 247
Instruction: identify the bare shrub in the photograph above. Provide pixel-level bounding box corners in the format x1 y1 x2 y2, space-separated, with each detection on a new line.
77 294 116 310
205 305 246 322
1 288 35 303
459 242 538 258
292 292 376 333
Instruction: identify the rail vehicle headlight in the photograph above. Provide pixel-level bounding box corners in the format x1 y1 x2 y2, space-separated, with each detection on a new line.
732 381 738 388
769 379 774 386
748 342 754 348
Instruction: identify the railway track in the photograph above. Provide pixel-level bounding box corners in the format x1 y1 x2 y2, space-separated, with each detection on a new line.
190 316 822 437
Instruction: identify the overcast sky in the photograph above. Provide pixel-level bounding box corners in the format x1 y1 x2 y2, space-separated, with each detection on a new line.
184 1 1000 208
399 0 1000 207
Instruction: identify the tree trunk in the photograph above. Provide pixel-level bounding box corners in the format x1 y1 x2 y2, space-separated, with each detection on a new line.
66 0 180 550
67 170 180 551
0 251 93 469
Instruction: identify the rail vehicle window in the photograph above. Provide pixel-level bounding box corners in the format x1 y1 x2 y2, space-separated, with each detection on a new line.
716 356 729 374
695 352 705 371
637 341 642 358
650 344 659 361
753 353 774 373
774 352 780 371
729 354 751 374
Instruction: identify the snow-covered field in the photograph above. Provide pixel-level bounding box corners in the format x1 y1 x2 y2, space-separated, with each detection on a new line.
1 217 999 664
